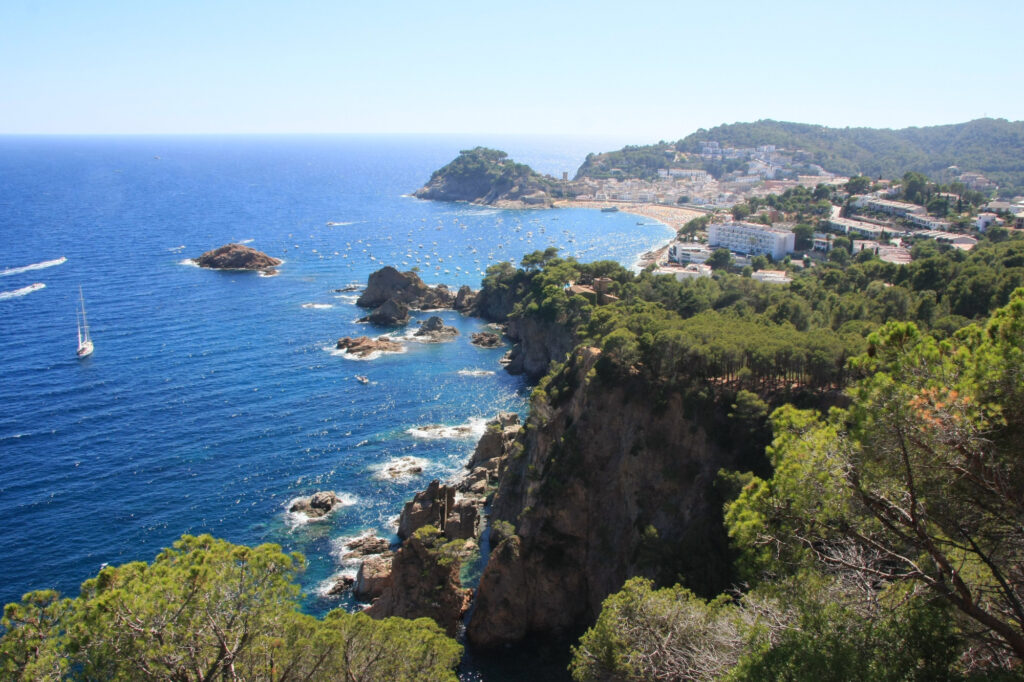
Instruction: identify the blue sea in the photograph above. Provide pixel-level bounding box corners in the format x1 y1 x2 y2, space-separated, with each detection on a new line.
0 135 672 616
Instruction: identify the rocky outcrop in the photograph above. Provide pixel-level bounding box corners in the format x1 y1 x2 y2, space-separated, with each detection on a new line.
413 147 555 209
356 267 455 310
335 335 403 357
413 316 458 342
365 527 473 637
288 491 343 518
360 414 523 635
470 331 502 348
194 243 282 271
343 535 391 558
454 285 477 312
354 552 395 602
397 480 456 540
466 348 748 648
359 298 410 326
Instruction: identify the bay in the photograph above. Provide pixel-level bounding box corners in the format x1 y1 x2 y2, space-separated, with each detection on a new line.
0 134 672 612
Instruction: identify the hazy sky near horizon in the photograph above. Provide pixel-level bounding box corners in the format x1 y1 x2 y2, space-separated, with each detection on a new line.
2 0 1021 142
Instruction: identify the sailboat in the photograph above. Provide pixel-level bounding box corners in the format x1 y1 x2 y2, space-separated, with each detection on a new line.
76 287 94 358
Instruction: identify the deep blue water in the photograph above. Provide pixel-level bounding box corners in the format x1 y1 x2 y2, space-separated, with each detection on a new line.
0 135 672 612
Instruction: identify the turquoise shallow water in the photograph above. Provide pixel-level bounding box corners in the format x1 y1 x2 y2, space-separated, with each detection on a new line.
0 135 672 613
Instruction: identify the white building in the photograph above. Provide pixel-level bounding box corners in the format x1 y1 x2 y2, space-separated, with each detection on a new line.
707 222 795 260
668 242 714 264
655 263 713 281
751 269 792 284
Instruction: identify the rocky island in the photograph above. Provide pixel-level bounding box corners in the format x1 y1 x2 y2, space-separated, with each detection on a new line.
413 147 556 208
193 243 282 272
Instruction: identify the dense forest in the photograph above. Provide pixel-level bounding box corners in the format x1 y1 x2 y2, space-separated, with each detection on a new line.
576 119 1024 195
470 232 1024 679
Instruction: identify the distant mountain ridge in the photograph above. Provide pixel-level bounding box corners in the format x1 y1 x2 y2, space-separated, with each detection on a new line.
577 118 1024 195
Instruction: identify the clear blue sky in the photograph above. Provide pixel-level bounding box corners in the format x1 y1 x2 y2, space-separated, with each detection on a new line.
2 0 1021 140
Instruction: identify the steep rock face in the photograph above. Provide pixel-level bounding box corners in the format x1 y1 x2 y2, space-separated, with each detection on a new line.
397 480 455 540
467 348 742 648
503 315 576 379
361 414 524 634
413 147 555 209
454 285 477 312
354 552 394 602
356 267 455 310
365 528 473 637
194 243 282 271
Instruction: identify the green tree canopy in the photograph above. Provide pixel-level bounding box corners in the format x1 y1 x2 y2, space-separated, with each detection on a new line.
0 535 461 681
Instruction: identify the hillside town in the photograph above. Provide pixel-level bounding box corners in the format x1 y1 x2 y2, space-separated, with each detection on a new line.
559 141 1024 282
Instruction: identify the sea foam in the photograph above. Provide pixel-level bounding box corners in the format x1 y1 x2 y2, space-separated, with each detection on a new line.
0 257 66 277
0 283 46 300
406 416 488 441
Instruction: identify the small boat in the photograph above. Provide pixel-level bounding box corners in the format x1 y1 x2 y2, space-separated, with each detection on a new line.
355 375 369 384
76 286 94 358
601 206 619 213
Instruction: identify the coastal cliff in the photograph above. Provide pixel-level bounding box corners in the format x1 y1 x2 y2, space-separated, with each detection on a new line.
413 147 556 209
466 348 769 647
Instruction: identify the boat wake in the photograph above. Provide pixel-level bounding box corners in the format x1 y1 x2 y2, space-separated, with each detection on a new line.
0 256 66 277
301 303 334 309
0 282 45 300
458 369 495 377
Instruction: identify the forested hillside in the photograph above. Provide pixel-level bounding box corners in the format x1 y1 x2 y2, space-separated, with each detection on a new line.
576 119 1024 195
678 118 1024 192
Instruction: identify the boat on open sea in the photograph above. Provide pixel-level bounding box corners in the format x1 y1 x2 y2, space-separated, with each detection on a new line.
355 375 369 384
76 287 94 358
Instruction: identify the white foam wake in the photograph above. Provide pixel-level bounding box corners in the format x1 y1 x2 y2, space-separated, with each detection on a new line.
0 257 66 277
458 369 495 377
0 283 45 300
406 416 488 441
301 303 334 309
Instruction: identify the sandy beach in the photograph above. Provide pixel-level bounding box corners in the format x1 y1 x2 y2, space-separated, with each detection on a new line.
554 200 708 232
555 200 710 267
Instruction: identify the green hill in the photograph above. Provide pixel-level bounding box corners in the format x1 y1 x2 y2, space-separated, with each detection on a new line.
577 119 1024 196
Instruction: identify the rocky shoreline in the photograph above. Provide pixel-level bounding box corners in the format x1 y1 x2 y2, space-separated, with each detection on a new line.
327 413 523 638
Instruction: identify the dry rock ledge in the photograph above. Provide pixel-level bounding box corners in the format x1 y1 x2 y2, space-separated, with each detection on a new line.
288 491 343 519
335 336 404 357
194 243 282 272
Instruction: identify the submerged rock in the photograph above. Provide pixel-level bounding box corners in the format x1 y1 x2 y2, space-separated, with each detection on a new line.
470 331 502 348
335 335 404 357
194 243 282 271
289 491 342 518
